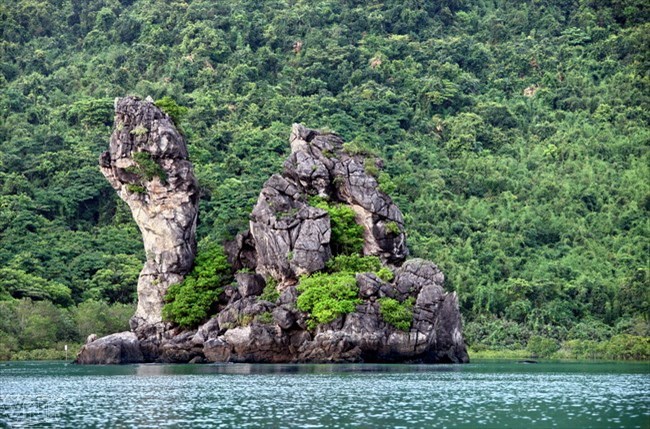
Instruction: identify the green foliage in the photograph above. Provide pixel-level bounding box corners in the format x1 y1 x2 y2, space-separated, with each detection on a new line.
259 278 280 303
325 254 394 281
237 314 254 327
363 158 380 177
131 151 167 183
527 335 560 358
385 221 400 235
0 268 72 306
558 335 650 361
379 297 414 331
377 172 396 195
0 298 131 360
474 335 650 361
81 254 140 304
11 344 82 361
468 348 529 360
0 0 648 356
126 184 146 194
297 273 361 330
376 267 394 282
326 254 381 274
162 243 232 328
464 315 531 350
256 311 274 324
74 300 133 339
155 96 188 128
310 198 364 256
67 98 113 127
130 125 148 137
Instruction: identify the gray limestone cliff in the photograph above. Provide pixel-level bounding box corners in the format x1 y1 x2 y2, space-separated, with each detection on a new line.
98 96 199 331
76 119 468 365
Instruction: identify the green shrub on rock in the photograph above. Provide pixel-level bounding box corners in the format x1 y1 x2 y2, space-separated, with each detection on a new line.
131 151 167 183
326 254 381 273
325 254 394 281
296 272 361 330
163 243 232 328
155 96 188 128
310 198 364 256
259 278 280 303
256 311 274 324
379 297 414 331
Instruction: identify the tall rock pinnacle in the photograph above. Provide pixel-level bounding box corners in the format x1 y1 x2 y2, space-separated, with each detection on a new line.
99 96 199 329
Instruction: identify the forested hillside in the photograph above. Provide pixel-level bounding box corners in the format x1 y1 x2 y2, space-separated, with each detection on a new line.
1 0 648 359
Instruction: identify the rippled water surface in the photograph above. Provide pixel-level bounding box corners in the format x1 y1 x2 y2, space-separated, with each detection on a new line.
1 360 648 428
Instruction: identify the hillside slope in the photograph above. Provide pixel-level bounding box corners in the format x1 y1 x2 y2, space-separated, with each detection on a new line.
0 0 648 359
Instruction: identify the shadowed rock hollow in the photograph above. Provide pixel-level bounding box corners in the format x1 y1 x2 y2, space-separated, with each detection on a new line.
77 101 468 365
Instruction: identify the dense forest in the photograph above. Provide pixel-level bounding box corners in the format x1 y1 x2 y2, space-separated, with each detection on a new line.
0 0 648 360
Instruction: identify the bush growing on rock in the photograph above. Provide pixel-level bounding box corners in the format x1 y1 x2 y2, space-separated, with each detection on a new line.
155 96 188 128
310 198 364 256
296 272 361 330
325 254 394 282
379 297 414 331
163 243 232 328
259 278 280 303
129 151 167 183
326 254 381 274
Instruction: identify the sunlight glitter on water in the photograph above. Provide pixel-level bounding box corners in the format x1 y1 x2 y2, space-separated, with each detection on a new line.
0 361 648 428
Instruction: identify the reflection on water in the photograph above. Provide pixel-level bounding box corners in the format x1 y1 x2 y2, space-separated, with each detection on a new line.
134 362 467 377
1 361 648 428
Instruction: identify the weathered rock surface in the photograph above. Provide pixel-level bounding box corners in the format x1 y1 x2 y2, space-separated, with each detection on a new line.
249 173 332 283
213 125 467 363
99 96 199 329
244 124 408 287
78 122 468 365
75 332 144 364
191 255 468 363
76 96 198 364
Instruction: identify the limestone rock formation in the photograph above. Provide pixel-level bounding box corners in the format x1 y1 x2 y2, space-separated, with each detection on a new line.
99 96 199 329
77 121 468 364
242 124 408 287
195 256 467 363
214 125 467 363
249 174 332 283
285 124 408 263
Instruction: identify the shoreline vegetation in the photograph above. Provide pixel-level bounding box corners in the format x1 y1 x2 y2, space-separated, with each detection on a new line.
0 298 647 363
469 333 650 361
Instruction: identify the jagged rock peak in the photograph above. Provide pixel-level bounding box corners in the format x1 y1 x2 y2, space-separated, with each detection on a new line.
242 124 408 285
287 124 408 263
98 96 199 329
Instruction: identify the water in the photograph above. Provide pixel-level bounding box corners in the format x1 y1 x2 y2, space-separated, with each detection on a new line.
1 361 648 428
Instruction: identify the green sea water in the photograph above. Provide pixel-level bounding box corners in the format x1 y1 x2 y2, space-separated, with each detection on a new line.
1 360 648 428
